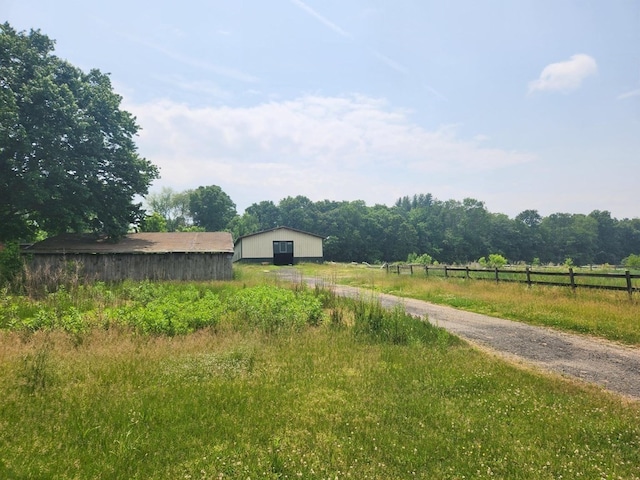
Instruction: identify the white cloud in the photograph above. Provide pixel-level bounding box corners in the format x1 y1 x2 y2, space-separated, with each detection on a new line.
289 0 351 38
528 54 597 94
617 89 640 100
119 31 259 83
126 95 535 210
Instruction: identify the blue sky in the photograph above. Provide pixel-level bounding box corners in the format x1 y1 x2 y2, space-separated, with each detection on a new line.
4 1 640 218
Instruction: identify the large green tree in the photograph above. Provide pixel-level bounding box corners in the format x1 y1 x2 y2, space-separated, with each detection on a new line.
189 185 237 231
0 23 158 241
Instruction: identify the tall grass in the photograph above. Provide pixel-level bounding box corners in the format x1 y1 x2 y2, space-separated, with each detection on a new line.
1 323 638 479
1 270 639 478
295 263 640 345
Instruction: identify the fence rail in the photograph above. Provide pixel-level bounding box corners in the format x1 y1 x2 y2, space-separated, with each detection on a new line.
386 264 640 296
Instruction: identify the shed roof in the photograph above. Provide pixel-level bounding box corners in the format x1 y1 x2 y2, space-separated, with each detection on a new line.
234 226 325 244
26 232 235 254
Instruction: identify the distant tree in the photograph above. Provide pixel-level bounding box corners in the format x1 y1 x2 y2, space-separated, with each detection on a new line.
516 209 542 228
515 209 543 263
588 210 619 264
540 213 597 265
245 200 281 231
318 201 371 262
146 187 193 231
189 185 237 231
487 213 521 261
139 212 167 232
0 23 158 241
228 213 260 240
278 196 318 232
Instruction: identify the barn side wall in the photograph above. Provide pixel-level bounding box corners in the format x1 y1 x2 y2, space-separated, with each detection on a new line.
234 256 323 264
234 230 323 261
26 252 233 282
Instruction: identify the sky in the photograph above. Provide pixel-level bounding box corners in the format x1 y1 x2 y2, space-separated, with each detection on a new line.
3 0 640 219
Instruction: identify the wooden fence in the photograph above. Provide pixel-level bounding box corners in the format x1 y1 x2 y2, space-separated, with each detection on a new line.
386 264 640 296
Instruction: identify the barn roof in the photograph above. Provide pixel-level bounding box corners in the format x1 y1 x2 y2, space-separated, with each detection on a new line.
26 232 235 254
234 226 325 244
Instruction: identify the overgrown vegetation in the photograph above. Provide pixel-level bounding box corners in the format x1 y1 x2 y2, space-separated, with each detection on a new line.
1 267 639 478
297 263 640 345
0 242 23 286
624 253 640 269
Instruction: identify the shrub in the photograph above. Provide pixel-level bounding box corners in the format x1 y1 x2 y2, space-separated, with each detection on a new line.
111 283 223 335
407 252 434 265
478 253 508 268
622 253 640 269
0 242 24 287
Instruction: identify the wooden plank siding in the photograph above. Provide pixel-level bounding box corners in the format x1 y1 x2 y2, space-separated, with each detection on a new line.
27 252 233 282
24 232 234 282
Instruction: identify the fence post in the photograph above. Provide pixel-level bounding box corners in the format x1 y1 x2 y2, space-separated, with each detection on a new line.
466 266 470 279
386 263 389 274
444 265 448 278
526 266 531 287
495 267 499 283
626 270 633 298
396 265 400 275
425 265 429 276
569 267 576 291
410 264 414 275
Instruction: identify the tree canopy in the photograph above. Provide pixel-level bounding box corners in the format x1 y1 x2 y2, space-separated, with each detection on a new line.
0 23 158 241
189 185 237 232
143 186 640 265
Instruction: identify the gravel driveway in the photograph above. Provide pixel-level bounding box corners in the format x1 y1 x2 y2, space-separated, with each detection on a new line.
284 272 640 400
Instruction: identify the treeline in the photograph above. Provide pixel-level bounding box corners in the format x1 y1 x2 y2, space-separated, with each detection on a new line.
145 188 640 266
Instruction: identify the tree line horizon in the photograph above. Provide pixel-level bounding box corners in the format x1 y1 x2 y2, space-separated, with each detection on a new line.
2 23 638 267
143 186 640 266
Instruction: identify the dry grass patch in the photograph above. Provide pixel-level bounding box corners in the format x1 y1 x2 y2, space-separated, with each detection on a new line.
292 263 640 344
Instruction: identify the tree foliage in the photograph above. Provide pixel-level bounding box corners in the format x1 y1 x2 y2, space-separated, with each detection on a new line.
145 187 192 231
0 23 158 241
143 186 640 265
189 185 237 232
0 242 23 286
139 212 168 232
478 254 508 268
622 254 640 269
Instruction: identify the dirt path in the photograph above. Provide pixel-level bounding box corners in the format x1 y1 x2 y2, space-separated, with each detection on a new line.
286 273 640 400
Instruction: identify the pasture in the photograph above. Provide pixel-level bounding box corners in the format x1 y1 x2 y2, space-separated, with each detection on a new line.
294 263 640 345
0 265 639 479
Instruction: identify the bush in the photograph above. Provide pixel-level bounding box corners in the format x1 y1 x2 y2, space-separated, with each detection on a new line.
111 282 223 335
0 242 24 287
622 254 640 269
478 253 508 268
406 252 434 265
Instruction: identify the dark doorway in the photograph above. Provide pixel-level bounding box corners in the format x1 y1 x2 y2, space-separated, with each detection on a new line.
273 241 294 265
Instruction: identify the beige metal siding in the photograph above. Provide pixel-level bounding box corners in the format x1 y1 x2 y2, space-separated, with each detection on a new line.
238 229 322 260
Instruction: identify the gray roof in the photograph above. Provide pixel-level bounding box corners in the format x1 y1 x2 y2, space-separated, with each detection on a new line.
26 232 234 254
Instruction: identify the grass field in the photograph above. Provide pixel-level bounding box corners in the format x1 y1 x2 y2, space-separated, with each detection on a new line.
1 267 639 478
291 263 640 345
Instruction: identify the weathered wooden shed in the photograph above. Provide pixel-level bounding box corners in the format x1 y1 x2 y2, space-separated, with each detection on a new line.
24 232 234 281
233 226 324 265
